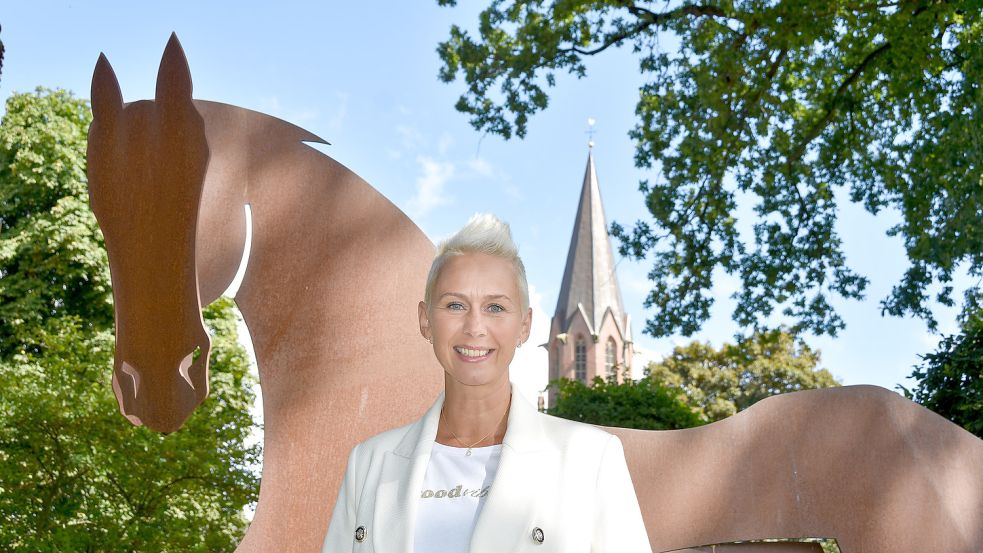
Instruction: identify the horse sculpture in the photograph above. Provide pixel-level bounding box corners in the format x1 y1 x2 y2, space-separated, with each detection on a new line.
87 35 983 552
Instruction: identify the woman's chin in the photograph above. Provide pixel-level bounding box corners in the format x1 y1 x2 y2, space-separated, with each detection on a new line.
446 367 507 388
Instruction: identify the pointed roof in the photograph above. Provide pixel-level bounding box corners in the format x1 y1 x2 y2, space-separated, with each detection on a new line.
554 151 629 338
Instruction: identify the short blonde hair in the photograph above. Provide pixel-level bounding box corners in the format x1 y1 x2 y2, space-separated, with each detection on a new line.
424 213 529 312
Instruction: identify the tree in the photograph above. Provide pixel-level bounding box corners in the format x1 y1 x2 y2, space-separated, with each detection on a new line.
902 312 983 438
549 376 703 430
0 89 260 551
0 303 260 552
0 24 5 85
646 329 839 422
0 88 113 356
436 1 983 338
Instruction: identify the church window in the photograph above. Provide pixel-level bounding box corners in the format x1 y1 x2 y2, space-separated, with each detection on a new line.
605 338 616 376
575 337 587 382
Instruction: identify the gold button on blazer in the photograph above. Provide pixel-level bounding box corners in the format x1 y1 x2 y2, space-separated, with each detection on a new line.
322 385 653 553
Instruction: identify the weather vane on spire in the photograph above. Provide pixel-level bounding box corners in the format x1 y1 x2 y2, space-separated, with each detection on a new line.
587 117 596 149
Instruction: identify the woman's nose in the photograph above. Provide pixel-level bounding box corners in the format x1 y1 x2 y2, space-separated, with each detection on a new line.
463 311 486 337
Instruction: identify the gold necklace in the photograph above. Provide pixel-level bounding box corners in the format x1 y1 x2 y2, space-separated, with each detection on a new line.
441 403 509 456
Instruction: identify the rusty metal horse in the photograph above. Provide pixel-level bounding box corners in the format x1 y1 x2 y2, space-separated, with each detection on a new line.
87 35 983 552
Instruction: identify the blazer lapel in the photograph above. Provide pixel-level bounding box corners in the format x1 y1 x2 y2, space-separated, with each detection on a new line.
470 388 556 553
372 393 444 552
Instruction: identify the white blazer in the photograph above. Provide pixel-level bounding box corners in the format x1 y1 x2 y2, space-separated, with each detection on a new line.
322 386 652 552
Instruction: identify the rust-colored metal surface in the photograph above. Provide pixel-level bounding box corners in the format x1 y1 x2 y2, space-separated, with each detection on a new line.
88 37 211 431
612 385 983 552
87 34 443 552
87 35 983 553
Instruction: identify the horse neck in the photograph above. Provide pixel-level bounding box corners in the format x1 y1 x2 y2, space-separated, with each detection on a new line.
194 100 436 388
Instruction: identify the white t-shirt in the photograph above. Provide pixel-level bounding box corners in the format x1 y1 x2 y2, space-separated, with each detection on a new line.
413 442 503 553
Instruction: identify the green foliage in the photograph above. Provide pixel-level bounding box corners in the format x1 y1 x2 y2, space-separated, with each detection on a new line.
902 312 983 438
437 1 983 337
646 329 839 422
0 303 260 552
549 376 703 430
0 88 113 355
0 89 260 551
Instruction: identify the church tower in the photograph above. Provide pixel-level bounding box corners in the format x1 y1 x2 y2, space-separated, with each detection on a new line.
547 150 632 402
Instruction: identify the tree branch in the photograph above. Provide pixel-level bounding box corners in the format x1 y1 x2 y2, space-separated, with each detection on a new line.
627 3 729 24
134 474 209 519
787 41 892 166
561 2 734 57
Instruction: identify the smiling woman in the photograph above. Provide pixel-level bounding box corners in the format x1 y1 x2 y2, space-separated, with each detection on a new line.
422 244 530 391
322 213 652 552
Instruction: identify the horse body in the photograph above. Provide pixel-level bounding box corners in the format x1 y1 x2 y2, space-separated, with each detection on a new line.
613 385 983 552
88 35 983 553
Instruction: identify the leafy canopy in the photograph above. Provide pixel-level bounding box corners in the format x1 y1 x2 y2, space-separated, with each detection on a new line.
437 1 983 337
0 88 113 355
0 89 260 552
549 376 703 430
901 311 983 438
0 305 260 552
646 328 839 422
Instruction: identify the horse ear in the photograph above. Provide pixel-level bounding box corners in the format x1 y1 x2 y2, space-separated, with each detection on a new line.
155 33 193 108
91 53 123 123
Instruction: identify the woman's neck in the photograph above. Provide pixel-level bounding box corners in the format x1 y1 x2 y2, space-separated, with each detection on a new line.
436 377 512 447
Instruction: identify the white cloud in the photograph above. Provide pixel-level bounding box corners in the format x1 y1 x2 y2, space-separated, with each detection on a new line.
510 284 550 406
408 156 455 218
463 157 517 199
437 132 455 155
396 125 424 150
466 157 494 178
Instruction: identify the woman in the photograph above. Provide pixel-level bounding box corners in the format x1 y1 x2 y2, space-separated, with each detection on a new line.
322 214 651 552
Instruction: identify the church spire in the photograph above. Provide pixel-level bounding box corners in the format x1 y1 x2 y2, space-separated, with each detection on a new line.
553 151 629 339
547 148 633 398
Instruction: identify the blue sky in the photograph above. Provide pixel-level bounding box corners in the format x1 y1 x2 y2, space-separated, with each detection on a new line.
2 1 971 397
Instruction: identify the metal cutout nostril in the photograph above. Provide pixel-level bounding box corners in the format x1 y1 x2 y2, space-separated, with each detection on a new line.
120 360 141 396
178 346 203 388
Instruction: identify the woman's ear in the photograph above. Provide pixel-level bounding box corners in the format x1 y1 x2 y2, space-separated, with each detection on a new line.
418 301 432 342
520 306 533 343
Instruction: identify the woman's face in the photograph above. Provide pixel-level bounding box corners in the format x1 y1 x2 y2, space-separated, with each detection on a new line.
419 252 532 390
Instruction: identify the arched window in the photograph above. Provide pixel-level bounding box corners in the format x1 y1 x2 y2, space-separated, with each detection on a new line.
575 337 587 382
605 338 617 376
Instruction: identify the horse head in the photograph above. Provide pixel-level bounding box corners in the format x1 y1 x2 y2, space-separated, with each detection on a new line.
87 34 211 432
